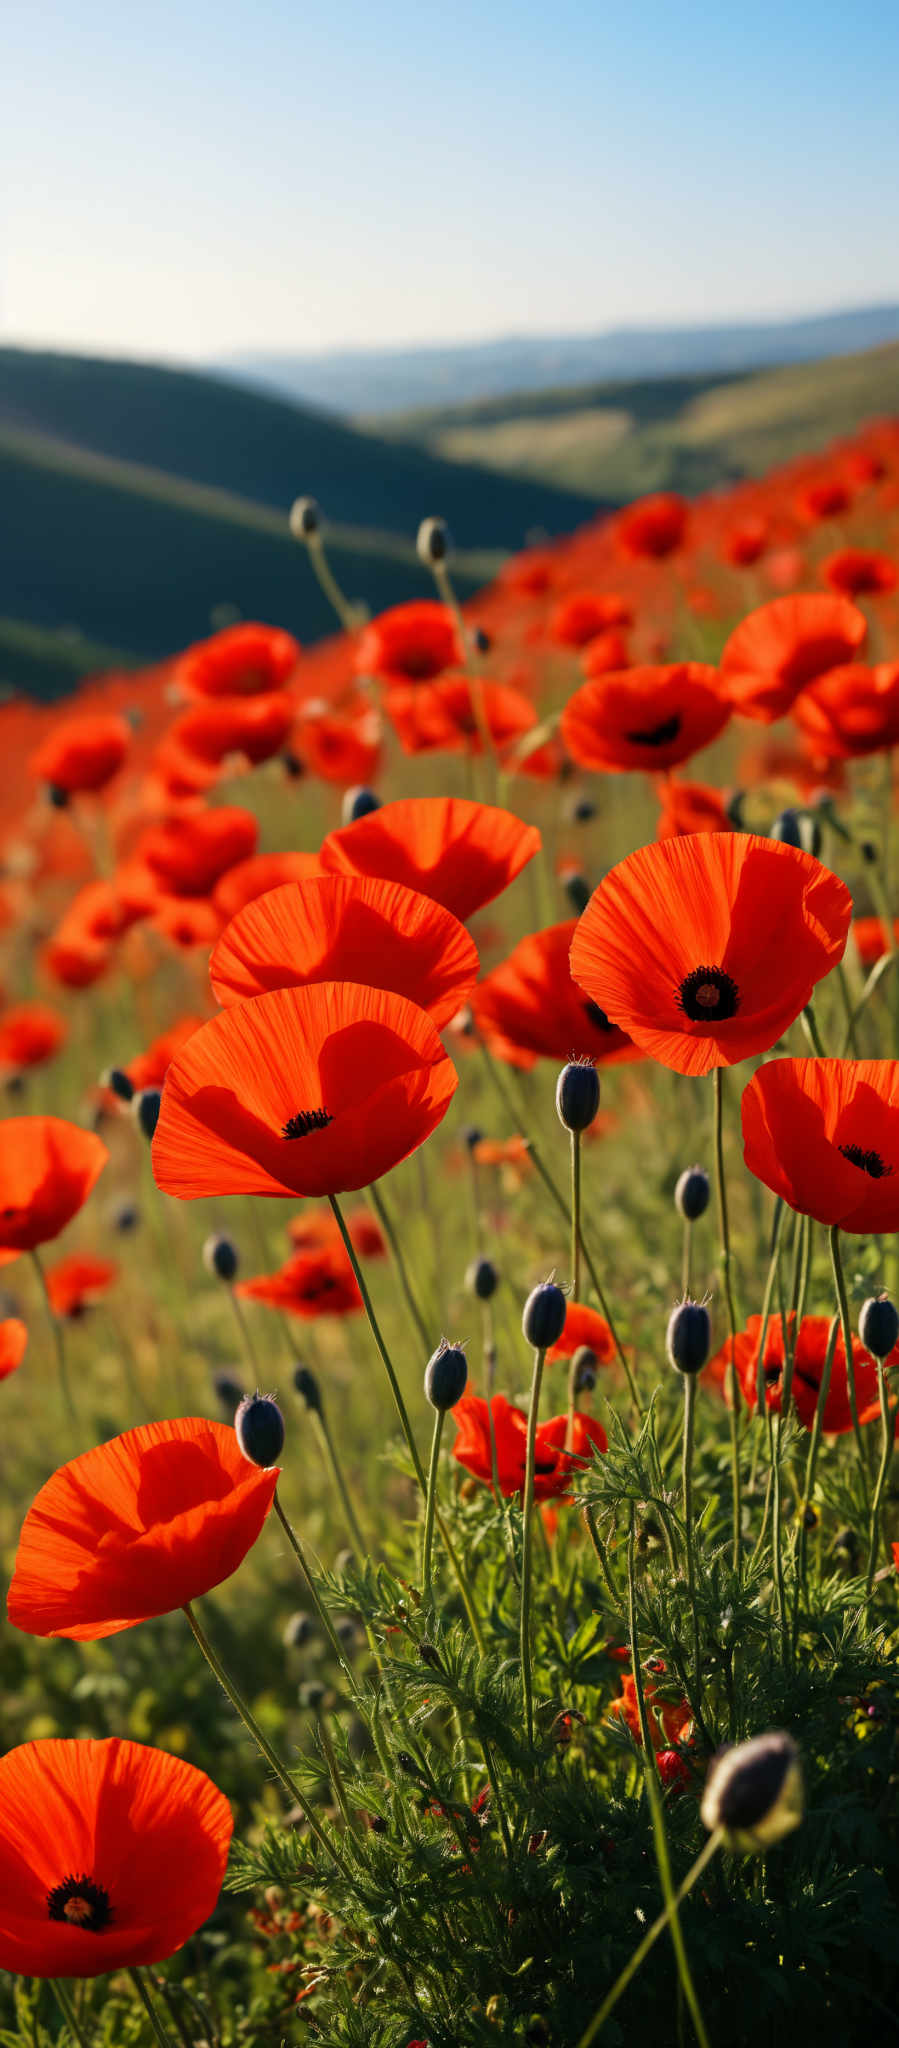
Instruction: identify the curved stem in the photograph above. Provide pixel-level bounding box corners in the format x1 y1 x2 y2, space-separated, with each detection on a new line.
520 1346 547 1747
682 1374 701 1707
312 1406 367 1555
52 1982 92 2048
229 1287 261 1377
367 1181 432 1358
829 1224 868 1490
272 1488 355 1683
128 1968 176 2048
713 1066 742 1574
575 1832 722 2045
626 1503 656 1771
570 1128 582 1301
422 1409 445 1600
645 1767 712 2048
30 1248 75 1423
305 532 362 634
865 1365 897 1592
327 1193 426 1493
794 1315 841 1637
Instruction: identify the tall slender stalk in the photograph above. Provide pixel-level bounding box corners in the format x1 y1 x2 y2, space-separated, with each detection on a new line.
574 1832 722 2045
272 1489 356 1683
520 1346 547 1746
829 1224 868 1488
712 1066 742 1573
421 1409 445 1600
128 1968 177 2048
865 1365 898 1591
645 1768 712 2048
327 1193 426 1492
311 1406 367 1555
367 1181 432 1356
681 1374 701 1705
52 1982 92 2048
626 1504 656 1771
30 1247 75 1423
571 1128 582 1301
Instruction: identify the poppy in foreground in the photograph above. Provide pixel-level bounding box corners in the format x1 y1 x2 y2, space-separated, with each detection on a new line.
709 1314 882 1433
152 981 457 1200
561 664 730 775
569 834 851 1077
791 663 899 761
319 796 541 920
7 1417 278 1640
0 1737 232 1977
0 1117 109 1266
719 594 866 723
452 1393 606 1500
741 1058 899 1231
210 873 479 1029
473 920 639 1070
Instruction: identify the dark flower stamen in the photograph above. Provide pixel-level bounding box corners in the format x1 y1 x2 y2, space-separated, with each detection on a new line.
583 1000 614 1033
838 1142 894 1179
676 965 741 1022
282 1108 334 1140
624 714 682 747
47 1873 113 1931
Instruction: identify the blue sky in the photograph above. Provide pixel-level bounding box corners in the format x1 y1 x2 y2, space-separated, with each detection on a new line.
5 0 899 359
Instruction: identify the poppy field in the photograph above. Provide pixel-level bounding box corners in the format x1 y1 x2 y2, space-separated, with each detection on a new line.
3 425 899 2048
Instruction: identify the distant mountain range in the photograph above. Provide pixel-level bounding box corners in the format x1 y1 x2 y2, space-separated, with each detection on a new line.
222 304 899 416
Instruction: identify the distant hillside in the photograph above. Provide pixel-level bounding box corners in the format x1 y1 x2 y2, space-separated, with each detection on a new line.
224 303 899 415
377 343 899 498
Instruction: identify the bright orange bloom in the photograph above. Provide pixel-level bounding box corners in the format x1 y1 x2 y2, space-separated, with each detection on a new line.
175 622 299 699
136 806 258 898
851 916 899 969
796 476 852 523
212 851 324 920
721 517 769 567
608 1668 692 1748
164 692 295 772
319 796 541 920
473 921 639 1069
451 1393 606 1499
152 981 457 1199
569 834 850 1077
125 1015 207 1092
0 1319 27 1380
615 493 688 560
742 1058 899 1231
151 896 223 951
580 627 631 677
792 663 899 760
546 1302 616 1366
356 600 461 684
709 1314 880 1434
720 595 867 723
384 675 536 758
29 713 130 795
0 1118 108 1267
44 1254 118 1319
0 1737 232 1976
296 703 382 786
655 779 733 839
8 1417 278 1640
0 1003 67 1076
236 1246 362 1319
287 1205 386 1259
210 874 479 1029
820 548 898 598
562 664 729 775
550 592 633 648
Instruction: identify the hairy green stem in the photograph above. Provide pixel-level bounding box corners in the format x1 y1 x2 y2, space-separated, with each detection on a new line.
30 1247 75 1424
645 1768 712 2048
52 1982 92 2048
865 1365 898 1592
328 1193 426 1492
681 1374 702 1707
829 1224 868 1490
713 1066 742 1573
272 1489 356 1684
520 1346 547 1746
422 1409 444 1600
367 1181 432 1358
128 1969 176 2048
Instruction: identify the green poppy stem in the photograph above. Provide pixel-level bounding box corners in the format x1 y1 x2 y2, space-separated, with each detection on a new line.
712 1065 742 1575
367 1180 432 1357
128 1968 177 2048
30 1248 75 1425
421 1409 445 1600
828 1223 868 1490
574 1829 722 2046
520 1345 547 1747
327 1193 427 1492
298 528 363 635
865 1364 898 1592
570 1128 582 1301
310 1404 367 1556
645 1767 712 2048
272 1488 356 1684
681 1373 702 1707
626 1503 656 1772
52 1981 92 2048
793 1314 841 1636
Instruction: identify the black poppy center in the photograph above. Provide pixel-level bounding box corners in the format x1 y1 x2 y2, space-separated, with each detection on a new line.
47 1873 113 1932
624 714 682 747
282 1108 334 1140
676 965 741 1022
583 999 614 1034
838 1142 894 1179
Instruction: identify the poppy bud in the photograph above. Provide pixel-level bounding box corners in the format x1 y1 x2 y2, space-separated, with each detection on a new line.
462 1124 484 1152
424 1342 468 1410
465 1256 498 1301
769 808 821 857
341 785 380 824
289 496 320 540
47 784 70 810
523 1281 567 1351
859 1292 899 1361
472 626 491 654
666 1300 710 1375
298 1679 328 1711
282 750 305 780
134 1087 162 1140
563 869 592 915
336 1616 357 1647
674 1165 711 1221
283 1610 314 1647
111 1200 140 1234
571 796 597 823
101 1066 134 1103
571 1343 598 1393
700 1730 803 1853
212 1368 245 1414
293 1363 322 1412
202 1233 239 1282
234 1393 284 1469
555 1060 600 1133
416 516 451 565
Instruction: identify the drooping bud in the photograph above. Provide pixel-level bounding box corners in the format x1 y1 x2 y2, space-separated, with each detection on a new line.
234 1392 285 1469
700 1731 803 1852
522 1280 567 1351
424 1342 468 1410
341 785 380 824
293 1363 323 1411
289 496 320 540
555 1061 600 1133
674 1165 711 1221
859 1292 899 1361
134 1088 162 1140
203 1234 239 1283
416 515 451 565
666 1300 711 1375
465 1256 498 1301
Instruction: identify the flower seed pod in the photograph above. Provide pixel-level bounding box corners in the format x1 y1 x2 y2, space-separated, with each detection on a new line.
212 1368 246 1414
563 869 592 915
101 1066 134 1103
203 1233 239 1283
571 1343 598 1393
110 1200 140 1234
289 496 320 540
522 1281 567 1351
424 1342 468 1410
666 1300 711 1375
341 785 380 825
298 1679 328 1712
465 1256 498 1301
859 1292 899 1361
134 1087 162 1140
555 1060 600 1133
700 1730 803 1852
234 1393 285 1469
674 1165 710 1221
416 515 450 565
293 1363 323 1412
769 808 821 857
283 1610 314 1648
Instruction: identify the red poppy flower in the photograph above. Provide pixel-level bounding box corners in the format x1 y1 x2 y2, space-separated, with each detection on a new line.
851 916 899 969
473 921 639 1069
212 851 324 920
210 874 479 1029
29 713 131 796
656 779 733 839
0 1736 232 1976
546 1301 616 1366
562 664 730 775
355 601 462 685
297 704 382 787
165 693 295 771
550 593 633 648
580 628 631 678
608 1668 692 1748
792 663 899 760
820 548 898 598
236 1246 362 1319
569 834 851 1077
615 493 688 560
0 1118 108 1268
7 1417 278 1640
796 476 852 523
0 1319 27 1380
741 1057 899 1231
0 1003 67 1076
319 796 541 921
384 676 536 758
152 896 223 952
720 595 867 723
721 518 770 567
710 1314 880 1434
287 1205 386 1259
152 981 457 1200
44 1254 118 1319
175 622 299 699
125 1016 207 1093
451 1393 606 1500
136 807 259 898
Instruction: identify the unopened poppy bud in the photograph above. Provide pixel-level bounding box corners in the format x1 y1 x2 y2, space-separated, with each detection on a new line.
335 1616 357 1647
700 1730 803 1852
341 785 380 824
298 1680 328 1711
293 1363 322 1412
101 1066 134 1103
859 1292 899 1361
234 1393 284 1469
212 1368 245 1414
571 796 597 823
769 808 821 857
563 869 592 915
465 1256 498 1301
289 496 320 540
111 1200 140 1234
472 625 491 654
674 1165 711 1221
425 1342 468 1410
203 1233 239 1282
134 1088 161 1140
283 1610 314 1648
462 1124 484 1152
47 784 69 810
555 1060 600 1132
282 749 305 780
666 1300 710 1375
416 515 450 565
523 1280 567 1351
571 1343 598 1393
